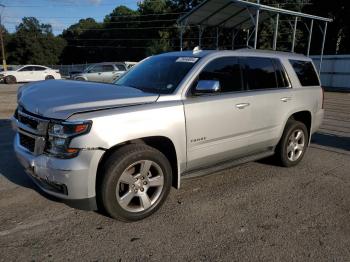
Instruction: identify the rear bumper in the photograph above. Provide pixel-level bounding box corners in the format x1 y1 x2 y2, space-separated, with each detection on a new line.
14 133 104 210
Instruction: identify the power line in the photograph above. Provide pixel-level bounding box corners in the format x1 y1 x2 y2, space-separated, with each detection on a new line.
5 2 137 8
63 25 194 31
5 2 178 8
3 11 185 19
4 34 217 41
4 18 178 25
66 45 180 49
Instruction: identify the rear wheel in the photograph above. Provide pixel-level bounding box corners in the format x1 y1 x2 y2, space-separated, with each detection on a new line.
4 75 16 84
45 75 54 80
98 144 172 222
276 119 308 167
75 77 85 81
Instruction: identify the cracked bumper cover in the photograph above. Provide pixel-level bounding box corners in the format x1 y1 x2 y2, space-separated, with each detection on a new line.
14 133 104 210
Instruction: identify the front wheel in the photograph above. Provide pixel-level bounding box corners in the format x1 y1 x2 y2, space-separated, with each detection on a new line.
276 119 309 167
4 75 16 84
98 144 172 222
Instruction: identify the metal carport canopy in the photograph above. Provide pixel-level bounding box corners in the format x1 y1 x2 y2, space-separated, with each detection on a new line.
177 0 332 29
177 0 333 72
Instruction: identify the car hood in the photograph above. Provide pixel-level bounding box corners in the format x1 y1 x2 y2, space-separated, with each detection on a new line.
18 80 159 119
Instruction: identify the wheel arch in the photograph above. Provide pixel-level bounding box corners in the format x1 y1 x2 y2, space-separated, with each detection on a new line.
283 110 312 144
75 76 87 81
96 136 180 195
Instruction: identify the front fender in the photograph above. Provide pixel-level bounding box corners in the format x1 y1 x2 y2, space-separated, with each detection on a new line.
68 101 187 185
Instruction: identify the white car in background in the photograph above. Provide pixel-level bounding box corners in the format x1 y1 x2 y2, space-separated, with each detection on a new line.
1 65 61 84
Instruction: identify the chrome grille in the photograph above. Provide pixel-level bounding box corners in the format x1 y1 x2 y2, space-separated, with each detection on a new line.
18 114 39 129
16 108 49 155
19 133 35 152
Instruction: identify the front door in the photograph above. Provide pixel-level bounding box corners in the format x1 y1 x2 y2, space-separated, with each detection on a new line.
183 57 253 171
17 66 34 82
101 64 115 83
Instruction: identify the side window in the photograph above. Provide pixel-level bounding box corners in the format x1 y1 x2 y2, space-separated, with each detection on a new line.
89 65 103 73
115 64 126 71
243 57 277 90
102 65 114 72
19 66 33 72
272 59 290 88
33 66 46 71
197 57 243 93
289 60 320 86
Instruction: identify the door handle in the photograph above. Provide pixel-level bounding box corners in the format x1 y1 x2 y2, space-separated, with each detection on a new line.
280 97 292 102
236 103 250 109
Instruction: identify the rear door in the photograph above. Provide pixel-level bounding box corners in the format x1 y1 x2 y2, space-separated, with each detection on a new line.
86 65 104 82
184 57 254 171
33 66 47 81
240 57 294 149
101 64 116 82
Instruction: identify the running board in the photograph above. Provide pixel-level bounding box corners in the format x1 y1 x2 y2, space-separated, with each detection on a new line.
182 150 275 180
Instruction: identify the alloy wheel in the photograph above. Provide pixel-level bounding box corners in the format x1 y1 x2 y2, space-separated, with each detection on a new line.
116 160 164 213
286 129 305 162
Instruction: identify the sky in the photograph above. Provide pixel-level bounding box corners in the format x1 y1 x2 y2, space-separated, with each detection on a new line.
1 0 139 35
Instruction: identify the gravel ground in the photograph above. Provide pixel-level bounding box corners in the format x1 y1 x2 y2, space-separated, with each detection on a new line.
0 83 349 261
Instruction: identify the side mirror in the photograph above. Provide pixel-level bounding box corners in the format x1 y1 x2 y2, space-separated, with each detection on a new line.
195 80 220 94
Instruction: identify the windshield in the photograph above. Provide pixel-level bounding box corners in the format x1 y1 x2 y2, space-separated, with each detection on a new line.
115 55 199 94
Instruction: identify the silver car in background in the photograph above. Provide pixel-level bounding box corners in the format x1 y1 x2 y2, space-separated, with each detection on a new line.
74 62 127 83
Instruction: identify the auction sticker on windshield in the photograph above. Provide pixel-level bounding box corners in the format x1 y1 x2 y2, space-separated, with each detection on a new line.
176 57 199 63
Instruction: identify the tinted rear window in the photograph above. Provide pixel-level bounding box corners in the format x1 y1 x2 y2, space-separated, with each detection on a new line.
243 57 278 90
289 60 320 86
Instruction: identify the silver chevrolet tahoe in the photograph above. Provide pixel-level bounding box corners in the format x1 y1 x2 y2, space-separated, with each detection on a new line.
12 49 324 221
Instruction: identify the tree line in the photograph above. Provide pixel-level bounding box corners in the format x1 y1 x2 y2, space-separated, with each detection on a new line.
3 0 349 65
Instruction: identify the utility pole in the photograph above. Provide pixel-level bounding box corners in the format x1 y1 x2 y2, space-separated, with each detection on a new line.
0 4 7 72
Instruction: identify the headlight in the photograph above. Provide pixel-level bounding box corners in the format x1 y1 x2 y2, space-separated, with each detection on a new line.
45 120 92 158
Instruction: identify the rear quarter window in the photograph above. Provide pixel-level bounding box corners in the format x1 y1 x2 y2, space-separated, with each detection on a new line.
272 59 290 88
289 60 320 86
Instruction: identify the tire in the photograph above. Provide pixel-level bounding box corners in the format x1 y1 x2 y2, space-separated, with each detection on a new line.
4 75 16 84
75 77 86 81
45 75 55 80
276 119 309 167
98 144 172 222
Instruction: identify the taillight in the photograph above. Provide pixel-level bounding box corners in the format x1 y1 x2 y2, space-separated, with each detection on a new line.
321 87 325 109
